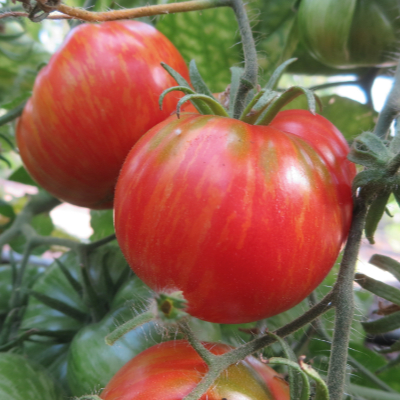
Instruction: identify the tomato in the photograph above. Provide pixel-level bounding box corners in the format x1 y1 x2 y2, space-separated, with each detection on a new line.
16 21 190 209
67 286 222 397
0 352 64 400
297 0 400 68
114 111 355 324
20 245 222 396
100 340 290 400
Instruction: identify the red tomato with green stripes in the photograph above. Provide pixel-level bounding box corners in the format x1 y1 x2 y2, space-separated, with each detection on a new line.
16 21 189 209
114 111 355 324
100 340 290 400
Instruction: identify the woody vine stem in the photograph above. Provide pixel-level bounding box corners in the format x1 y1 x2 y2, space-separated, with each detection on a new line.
1 0 399 399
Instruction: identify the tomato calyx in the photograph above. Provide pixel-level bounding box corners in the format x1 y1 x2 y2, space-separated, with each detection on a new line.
349 132 400 243
160 57 321 125
156 291 188 321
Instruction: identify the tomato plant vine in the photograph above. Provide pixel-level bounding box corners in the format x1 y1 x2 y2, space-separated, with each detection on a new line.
1 0 400 399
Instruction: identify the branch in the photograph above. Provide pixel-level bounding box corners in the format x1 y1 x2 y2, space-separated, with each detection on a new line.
327 200 368 400
4 0 231 22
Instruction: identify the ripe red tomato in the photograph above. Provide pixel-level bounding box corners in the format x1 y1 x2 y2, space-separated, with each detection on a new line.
16 21 189 209
100 340 290 400
114 111 355 324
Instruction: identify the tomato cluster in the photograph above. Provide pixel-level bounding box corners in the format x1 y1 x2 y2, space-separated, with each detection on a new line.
13 15 357 400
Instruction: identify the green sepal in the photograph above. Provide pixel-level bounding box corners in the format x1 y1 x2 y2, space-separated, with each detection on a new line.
156 292 188 321
389 133 400 155
229 66 244 117
377 339 400 355
189 60 215 99
161 62 192 88
364 191 391 244
27 289 88 323
0 154 11 168
255 86 319 126
80 264 107 321
25 329 77 343
176 94 229 118
241 91 280 124
268 357 310 400
393 187 400 209
267 333 303 400
348 132 391 168
264 58 298 91
351 169 387 197
159 86 196 109
0 43 32 62
0 100 27 127
369 254 400 282
355 273 400 306
0 133 15 150
159 86 212 115
78 396 102 400
375 354 400 375
362 311 400 335
54 259 83 297
112 267 132 298
299 358 329 400
100 253 116 303
0 31 25 42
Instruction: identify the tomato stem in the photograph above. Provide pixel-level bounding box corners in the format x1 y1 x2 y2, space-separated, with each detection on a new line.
326 200 368 400
105 310 155 346
374 61 400 140
230 0 258 118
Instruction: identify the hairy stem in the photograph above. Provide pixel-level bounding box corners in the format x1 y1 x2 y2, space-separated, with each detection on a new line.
182 290 335 400
374 62 400 139
327 200 368 400
230 0 258 118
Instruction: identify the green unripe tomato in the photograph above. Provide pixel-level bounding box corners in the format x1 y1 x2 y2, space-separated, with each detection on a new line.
0 353 64 400
298 0 400 68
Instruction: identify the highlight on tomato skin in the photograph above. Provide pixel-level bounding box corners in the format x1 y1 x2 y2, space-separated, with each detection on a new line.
114 111 354 324
100 340 290 400
16 20 190 210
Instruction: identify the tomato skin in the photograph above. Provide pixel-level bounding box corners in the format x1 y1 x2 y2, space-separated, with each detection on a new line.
114 113 353 324
100 340 290 400
16 21 189 209
269 109 356 238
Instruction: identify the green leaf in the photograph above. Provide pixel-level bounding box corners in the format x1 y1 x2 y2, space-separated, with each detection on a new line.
90 210 114 242
157 2 241 92
8 166 39 187
0 199 15 220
